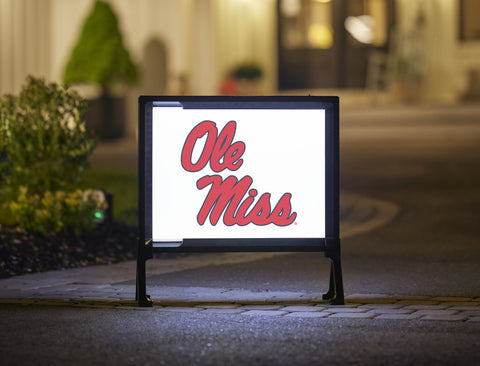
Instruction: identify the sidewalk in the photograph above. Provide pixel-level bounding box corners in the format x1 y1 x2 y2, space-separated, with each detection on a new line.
1 189 479 322
1 257 479 322
1 292 479 322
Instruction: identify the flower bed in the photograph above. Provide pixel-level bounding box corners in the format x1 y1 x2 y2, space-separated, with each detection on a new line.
0 222 137 278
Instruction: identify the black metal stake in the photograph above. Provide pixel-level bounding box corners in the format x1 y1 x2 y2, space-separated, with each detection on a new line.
136 257 152 307
323 238 345 305
323 262 335 301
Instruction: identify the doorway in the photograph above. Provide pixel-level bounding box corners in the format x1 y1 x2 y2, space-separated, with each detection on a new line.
278 0 394 89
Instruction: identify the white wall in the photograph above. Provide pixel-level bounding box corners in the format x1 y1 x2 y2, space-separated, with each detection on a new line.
394 0 480 103
423 0 458 103
212 0 277 93
0 0 52 95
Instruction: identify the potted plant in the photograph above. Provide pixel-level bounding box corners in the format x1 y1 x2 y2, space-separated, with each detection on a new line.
63 0 138 139
220 62 263 95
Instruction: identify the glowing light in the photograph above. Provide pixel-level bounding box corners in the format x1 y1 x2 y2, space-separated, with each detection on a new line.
308 24 333 49
344 15 375 44
94 211 104 219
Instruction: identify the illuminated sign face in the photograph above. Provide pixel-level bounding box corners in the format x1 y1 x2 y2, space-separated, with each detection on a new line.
151 108 326 242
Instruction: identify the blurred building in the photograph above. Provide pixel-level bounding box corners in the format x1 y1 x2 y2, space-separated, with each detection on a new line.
1 0 479 137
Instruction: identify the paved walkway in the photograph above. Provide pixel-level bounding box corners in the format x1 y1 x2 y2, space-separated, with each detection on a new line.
1 251 479 322
1 289 479 322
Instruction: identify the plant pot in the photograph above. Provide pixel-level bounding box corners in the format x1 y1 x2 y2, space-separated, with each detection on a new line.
85 94 125 139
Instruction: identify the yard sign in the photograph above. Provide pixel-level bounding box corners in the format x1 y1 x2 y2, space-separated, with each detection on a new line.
137 96 343 306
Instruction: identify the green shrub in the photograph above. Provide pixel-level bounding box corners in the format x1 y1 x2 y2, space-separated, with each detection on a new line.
9 187 107 235
0 76 99 232
0 76 96 195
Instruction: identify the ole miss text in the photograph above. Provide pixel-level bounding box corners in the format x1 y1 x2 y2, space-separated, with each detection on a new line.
181 120 297 227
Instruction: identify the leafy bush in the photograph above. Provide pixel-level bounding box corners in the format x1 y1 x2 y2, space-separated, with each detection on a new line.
0 76 99 233
0 76 96 194
9 187 107 235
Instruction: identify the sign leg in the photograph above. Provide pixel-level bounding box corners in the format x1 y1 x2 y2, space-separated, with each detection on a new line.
322 262 335 301
323 238 345 305
329 256 344 305
136 257 153 307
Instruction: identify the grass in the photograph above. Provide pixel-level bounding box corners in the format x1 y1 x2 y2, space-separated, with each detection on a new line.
83 168 138 227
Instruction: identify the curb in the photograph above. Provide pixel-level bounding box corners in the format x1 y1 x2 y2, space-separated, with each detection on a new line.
1 295 479 322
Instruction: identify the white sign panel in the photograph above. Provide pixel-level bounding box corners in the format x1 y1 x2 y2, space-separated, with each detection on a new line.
151 107 325 242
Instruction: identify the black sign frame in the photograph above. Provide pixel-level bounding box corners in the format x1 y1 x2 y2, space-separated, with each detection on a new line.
137 96 343 306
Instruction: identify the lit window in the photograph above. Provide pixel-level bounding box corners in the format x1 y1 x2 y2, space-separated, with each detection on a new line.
280 0 333 49
345 0 387 46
